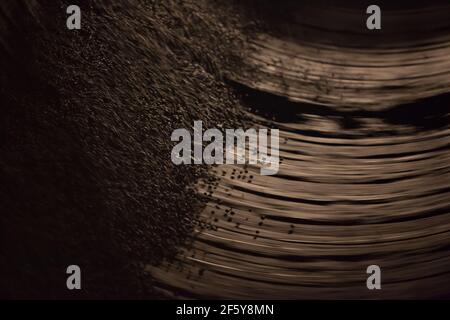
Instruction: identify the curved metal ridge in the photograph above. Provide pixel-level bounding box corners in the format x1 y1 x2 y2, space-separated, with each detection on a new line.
231 34 450 110
147 2 450 299
147 109 450 298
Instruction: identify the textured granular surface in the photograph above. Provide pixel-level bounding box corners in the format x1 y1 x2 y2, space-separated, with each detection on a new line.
3 0 449 300
0 0 252 298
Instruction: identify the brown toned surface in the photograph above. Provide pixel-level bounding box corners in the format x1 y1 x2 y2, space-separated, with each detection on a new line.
231 1 450 110
148 111 450 298
1 0 449 299
147 2 450 299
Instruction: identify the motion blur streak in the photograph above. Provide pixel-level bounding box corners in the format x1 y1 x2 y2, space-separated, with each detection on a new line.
146 2 450 299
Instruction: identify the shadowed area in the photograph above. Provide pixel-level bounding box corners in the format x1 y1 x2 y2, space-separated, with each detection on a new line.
0 0 248 298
